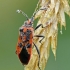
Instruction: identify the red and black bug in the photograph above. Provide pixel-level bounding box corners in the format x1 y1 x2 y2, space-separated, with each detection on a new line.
16 8 46 69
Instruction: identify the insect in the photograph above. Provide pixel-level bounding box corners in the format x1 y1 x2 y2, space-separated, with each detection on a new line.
15 8 46 69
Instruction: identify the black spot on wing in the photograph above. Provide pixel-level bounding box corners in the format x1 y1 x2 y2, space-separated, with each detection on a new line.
19 46 30 64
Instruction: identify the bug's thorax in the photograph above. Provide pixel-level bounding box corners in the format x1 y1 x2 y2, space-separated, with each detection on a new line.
20 26 34 42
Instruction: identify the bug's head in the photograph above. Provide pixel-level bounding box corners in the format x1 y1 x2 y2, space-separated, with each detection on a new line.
23 19 33 27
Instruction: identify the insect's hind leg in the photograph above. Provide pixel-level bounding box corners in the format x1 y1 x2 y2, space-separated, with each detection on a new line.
33 42 41 70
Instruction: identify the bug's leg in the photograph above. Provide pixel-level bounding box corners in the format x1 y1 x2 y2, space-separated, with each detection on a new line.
34 24 45 31
34 35 45 43
33 42 41 70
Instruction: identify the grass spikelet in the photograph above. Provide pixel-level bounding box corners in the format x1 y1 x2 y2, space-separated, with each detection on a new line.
24 0 70 70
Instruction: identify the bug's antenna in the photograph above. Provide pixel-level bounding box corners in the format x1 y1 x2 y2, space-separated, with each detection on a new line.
31 8 47 22
31 10 39 23
31 0 50 22
16 10 29 20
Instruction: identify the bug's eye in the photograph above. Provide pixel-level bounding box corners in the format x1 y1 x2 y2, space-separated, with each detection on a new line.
19 29 23 32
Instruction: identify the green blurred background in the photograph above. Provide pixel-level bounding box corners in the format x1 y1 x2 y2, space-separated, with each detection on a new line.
0 0 70 70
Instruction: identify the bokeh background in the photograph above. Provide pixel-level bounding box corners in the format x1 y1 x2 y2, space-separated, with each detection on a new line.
0 0 70 70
